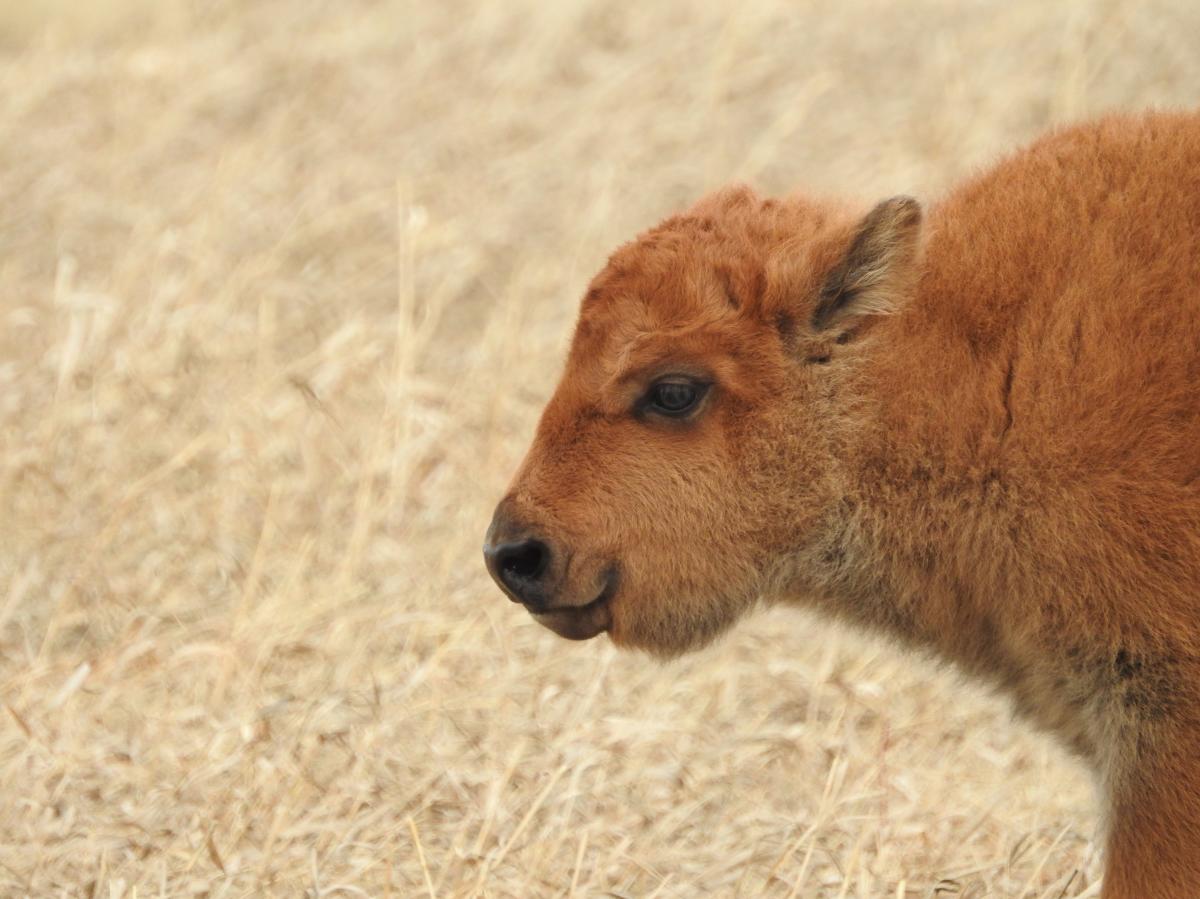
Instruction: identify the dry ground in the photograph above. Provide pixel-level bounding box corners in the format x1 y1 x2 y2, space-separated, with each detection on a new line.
1 1 1198 896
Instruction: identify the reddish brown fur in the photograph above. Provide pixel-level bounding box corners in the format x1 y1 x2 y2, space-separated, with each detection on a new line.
486 111 1200 896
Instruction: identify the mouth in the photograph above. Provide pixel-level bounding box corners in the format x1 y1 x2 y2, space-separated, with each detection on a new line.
530 571 617 641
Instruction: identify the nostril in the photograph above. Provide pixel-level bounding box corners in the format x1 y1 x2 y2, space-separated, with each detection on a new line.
499 539 549 582
484 532 554 606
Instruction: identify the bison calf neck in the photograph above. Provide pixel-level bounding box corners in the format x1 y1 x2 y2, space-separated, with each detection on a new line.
484 111 1200 896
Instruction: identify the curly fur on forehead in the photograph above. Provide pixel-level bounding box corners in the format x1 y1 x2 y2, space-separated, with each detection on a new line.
580 186 857 339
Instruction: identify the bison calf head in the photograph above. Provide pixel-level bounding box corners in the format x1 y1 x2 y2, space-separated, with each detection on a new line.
485 186 922 657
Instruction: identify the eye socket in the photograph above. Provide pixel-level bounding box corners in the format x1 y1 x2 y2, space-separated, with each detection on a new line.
644 379 708 418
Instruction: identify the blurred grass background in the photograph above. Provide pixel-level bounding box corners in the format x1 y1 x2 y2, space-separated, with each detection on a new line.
1 1 1197 896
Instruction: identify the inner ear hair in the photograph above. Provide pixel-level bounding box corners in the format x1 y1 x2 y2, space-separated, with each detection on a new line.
812 195 922 331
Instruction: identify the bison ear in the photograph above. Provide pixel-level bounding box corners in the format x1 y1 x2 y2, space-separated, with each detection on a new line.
812 196 922 331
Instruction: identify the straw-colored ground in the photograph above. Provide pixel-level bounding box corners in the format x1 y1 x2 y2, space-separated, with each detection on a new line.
1 2 1198 896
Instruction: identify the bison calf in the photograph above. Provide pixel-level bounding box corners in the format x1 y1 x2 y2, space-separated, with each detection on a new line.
484 111 1200 897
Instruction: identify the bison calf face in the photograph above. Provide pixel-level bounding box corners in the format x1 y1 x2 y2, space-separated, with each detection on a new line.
484 188 922 656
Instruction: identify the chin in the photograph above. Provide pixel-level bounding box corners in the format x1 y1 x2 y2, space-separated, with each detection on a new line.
531 609 608 641
607 599 746 660
528 583 615 641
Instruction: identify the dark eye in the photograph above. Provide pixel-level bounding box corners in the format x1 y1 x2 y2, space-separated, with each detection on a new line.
645 380 705 417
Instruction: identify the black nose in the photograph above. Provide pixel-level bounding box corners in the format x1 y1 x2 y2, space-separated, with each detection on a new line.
484 537 552 607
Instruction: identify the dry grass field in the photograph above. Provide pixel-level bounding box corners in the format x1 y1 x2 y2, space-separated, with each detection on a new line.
1 1 1198 896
